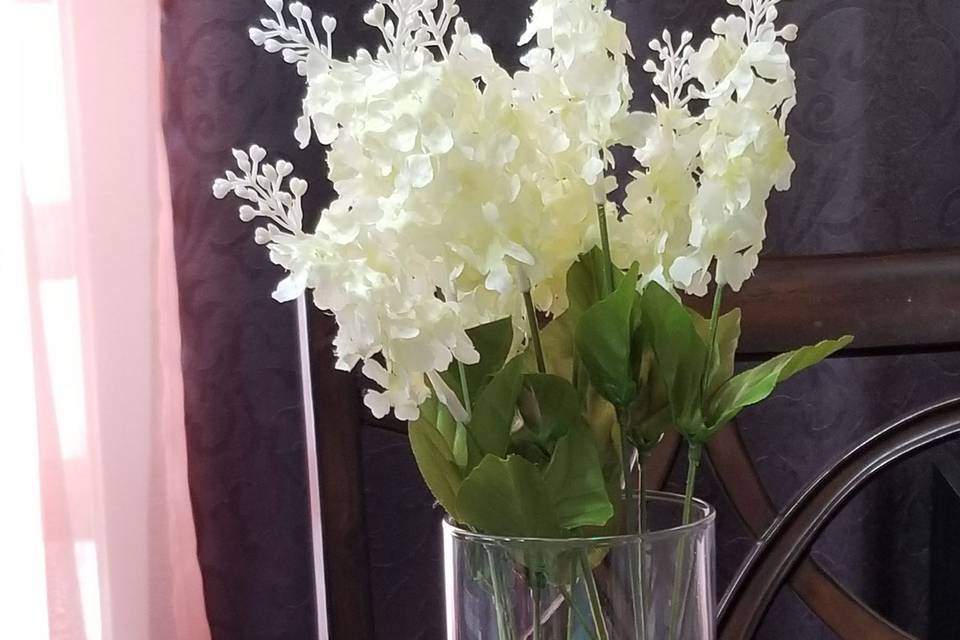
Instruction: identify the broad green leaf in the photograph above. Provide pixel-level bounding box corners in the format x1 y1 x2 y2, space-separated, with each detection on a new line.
518 374 584 446
689 307 742 394
566 247 607 325
455 454 563 538
452 422 473 471
543 425 614 530
469 357 524 457
575 263 641 409
533 316 576 381
440 317 514 403
409 419 464 520
436 401 457 451
532 250 606 380
640 282 709 437
706 336 854 433
623 326 670 451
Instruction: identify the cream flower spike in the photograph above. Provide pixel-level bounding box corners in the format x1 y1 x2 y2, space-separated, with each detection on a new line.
643 30 696 109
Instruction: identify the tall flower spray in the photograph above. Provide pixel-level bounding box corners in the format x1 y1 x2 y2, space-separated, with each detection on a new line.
215 0 851 543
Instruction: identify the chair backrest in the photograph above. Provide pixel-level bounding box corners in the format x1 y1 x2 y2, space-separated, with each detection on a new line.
304 249 960 639
717 398 960 639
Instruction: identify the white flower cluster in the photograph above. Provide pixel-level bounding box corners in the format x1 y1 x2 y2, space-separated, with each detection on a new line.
216 0 798 420
611 0 798 294
217 0 639 420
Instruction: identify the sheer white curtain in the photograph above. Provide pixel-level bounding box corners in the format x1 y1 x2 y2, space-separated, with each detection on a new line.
0 0 210 637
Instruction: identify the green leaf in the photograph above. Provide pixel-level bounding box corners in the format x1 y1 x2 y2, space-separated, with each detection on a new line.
689 306 742 394
452 422 469 470
409 418 464 520
706 336 854 432
575 263 641 408
640 282 709 437
543 425 614 530
455 454 563 538
529 250 606 381
469 357 524 457
436 400 457 450
440 317 514 404
518 374 584 446
566 247 607 325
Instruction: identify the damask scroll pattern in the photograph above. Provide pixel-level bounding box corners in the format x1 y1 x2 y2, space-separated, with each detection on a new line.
163 0 327 637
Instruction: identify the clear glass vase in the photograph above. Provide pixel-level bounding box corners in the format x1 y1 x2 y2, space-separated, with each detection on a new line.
444 492 715 640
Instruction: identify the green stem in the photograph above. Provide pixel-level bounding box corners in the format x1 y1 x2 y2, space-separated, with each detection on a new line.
700 284 725 398
668 443 703 640
637 452 649 534
596 203 615 295
617 412 646 640
636 455 649 640
579 553 610 640
531 581 543 640
559 586 598 640
523 290 547 374
681 443 701 526
457 359 473 416
487 549 515 640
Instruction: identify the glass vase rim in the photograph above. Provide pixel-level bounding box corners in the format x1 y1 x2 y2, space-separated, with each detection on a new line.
442 490 715 546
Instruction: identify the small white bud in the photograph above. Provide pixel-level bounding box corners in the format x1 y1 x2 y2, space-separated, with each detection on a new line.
643 59 657 73
239 205 257 222
276 160 294 176
322 15 337 33
299 5 313 21
282 48 299 63
265 0 283 14
780 24 799 41
264 39 282 53
649 39 662 51
232 148 250 169
290 178 309 197
249 28 267 46
364 4 385 27
250 145 267 163
212 179 231 199
254 227 272 245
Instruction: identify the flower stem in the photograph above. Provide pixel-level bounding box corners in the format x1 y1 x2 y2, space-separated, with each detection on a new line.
681 443 701 525
700 283 724 398
523 290 547 374
579 553 610 640
487 549 514 640
596 203 615 295
531 580 543 640
457 360 473 416
668 442 703 640
559 586 598 640
636 455 649 640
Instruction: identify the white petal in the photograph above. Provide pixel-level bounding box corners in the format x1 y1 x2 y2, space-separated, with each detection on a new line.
404 154 434 188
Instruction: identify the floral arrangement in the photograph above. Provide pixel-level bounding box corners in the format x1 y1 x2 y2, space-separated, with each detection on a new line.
215 0 850 544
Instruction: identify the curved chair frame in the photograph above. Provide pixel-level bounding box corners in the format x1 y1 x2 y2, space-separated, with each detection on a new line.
717 397 960 639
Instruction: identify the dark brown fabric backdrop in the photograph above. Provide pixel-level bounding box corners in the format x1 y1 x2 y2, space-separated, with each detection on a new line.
163 0 960 638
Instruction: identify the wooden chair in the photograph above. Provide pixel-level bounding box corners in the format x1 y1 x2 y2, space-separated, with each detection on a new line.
304 249 960 639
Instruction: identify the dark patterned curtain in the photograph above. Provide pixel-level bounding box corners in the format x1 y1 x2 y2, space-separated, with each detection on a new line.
163 0 960 638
